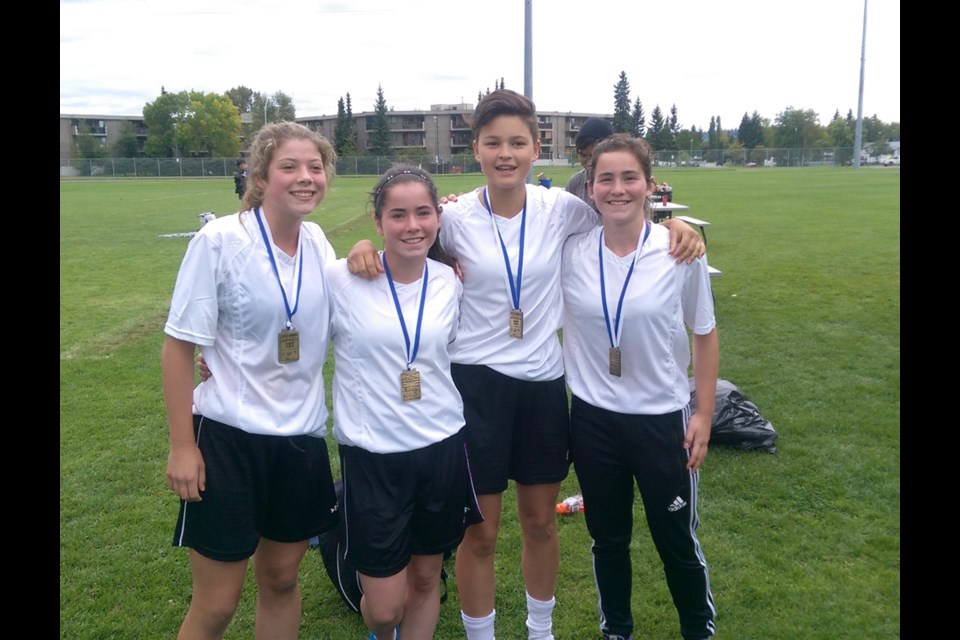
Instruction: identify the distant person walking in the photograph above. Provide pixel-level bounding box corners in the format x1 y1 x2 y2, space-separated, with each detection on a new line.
233 160 248 200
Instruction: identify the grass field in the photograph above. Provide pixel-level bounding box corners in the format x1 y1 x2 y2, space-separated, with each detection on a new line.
60 165 900 639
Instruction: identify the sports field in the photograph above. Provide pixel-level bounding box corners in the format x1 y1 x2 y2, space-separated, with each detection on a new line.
60 165 900 639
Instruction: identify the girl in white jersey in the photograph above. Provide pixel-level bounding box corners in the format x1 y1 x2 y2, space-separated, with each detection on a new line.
562 134 719 640
329 166 481 640
162 122 339 640
348 90 704 640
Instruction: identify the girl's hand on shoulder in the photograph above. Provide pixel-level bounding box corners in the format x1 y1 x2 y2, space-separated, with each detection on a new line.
661 218 706 263
347 239 384 279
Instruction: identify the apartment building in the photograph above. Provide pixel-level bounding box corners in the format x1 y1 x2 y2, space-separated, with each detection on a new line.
61 105 610 163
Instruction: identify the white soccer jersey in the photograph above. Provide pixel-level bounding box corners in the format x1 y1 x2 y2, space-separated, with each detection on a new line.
438 184 598 381
328 257 465 454
164 211 336 437
561 224 716 414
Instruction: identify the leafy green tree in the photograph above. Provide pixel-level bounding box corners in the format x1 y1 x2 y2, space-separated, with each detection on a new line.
74 132 108 159
143 90 190 156
250 90 296 130
612 71 632 133
773 106 820 149
226 86 254 113
826 111 853 148
111 121 140 157
143 90 241 157
631 97 645 138
707 117 717 149
370 84 392 157
272 91 296 122
675 128 701 159
178 92 242 157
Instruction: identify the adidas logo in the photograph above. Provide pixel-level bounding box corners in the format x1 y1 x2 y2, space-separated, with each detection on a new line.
667 496 687 512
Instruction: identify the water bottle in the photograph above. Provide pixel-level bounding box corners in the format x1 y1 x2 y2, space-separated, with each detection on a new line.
556 494 584 515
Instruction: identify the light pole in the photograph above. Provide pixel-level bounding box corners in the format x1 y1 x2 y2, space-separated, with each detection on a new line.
794 126 799 166
434 116 440 174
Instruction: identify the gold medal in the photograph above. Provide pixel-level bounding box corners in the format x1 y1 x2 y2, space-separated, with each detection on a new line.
278 328 300 363
609 347 622 377
509 309 524 339
400 368 421 402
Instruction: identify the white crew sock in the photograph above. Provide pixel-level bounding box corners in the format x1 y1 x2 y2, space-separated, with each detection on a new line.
525 592 556 640
461 609 496 640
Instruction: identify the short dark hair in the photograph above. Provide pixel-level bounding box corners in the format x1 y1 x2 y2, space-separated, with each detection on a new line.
575 117 615 151
468 89 538 142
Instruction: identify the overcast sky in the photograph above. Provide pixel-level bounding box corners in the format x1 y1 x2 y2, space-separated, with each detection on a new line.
60 0 900 130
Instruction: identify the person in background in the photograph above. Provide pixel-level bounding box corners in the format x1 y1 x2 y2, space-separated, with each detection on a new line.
561 133 719 640
565 117 615 211
328 165 482 640
163 122 339 640
234 159 248 200
348 90 704 640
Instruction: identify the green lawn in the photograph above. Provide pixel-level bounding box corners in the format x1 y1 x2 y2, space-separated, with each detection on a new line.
60 166 900 639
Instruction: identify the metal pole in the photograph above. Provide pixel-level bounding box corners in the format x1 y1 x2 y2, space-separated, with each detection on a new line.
853 0 867 168
524 0 534 183
434 116 440 173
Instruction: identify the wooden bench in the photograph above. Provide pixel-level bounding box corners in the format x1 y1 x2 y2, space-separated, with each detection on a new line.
675 215 721 277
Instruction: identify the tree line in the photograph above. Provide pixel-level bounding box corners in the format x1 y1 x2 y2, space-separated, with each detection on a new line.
71 77 899 161
609 70 899 158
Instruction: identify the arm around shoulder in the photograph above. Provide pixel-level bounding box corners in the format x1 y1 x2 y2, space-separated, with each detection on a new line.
660 217 705 263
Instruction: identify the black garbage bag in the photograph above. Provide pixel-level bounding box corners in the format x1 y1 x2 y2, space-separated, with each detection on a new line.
688 378 778 453
310 478 452 613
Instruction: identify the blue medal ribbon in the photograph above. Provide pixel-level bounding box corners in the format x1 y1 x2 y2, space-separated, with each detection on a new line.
482 188 526 312
599 222 651 349
382 251 429 370
255 208 303 330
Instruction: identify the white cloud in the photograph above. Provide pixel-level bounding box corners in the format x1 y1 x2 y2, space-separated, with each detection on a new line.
60 0 900 127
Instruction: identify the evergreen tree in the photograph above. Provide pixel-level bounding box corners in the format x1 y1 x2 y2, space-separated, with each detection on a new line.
707 116 717 149
737 110 764 149
370 84 392 157
647 105 676 151
669 104 681 136
612 71 632 133
344 93 356 155
647 105 665 139
334 97 349 156
631 96 645 138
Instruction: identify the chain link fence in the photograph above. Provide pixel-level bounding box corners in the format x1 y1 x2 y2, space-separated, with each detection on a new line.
59 148 893 179
59 154 484 178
